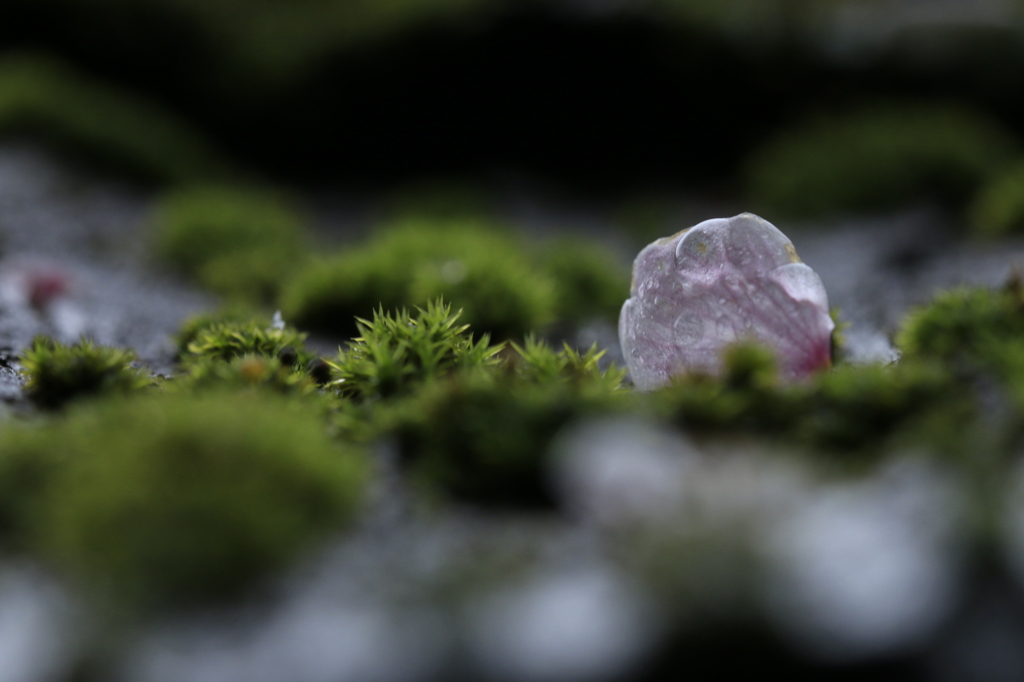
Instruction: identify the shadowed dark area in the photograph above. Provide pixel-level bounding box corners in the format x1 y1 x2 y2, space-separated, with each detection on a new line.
13 5 1024 195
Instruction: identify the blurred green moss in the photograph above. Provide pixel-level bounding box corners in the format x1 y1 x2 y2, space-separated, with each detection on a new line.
20 336 154 411
0 428 64 552
18 392 367 610
895 282 1024 427
281 219 629 340
539 239 630 326
896 283 1024 367
280 219 558 340
391 345 629 509
970 162 1024 237
153 185 308 302
653 342 965 456
745 104 1015 221
0 53 233 184
174 354 320 400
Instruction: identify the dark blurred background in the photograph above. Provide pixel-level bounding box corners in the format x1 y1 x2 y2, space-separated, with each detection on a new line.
3 0 1023 199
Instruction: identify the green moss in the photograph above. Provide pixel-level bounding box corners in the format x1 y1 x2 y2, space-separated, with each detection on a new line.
180 316 314 368
895 283 1024 442
539 239 630 325
970 162 1024 237
327 299 502 402
25 392 366 610
654 342 964 455
153 185 308 302
653 344 800 437
174 354 320 400
393 368 629 509
172 307 268 359
0 53 232 184
410 249 555 342
896 284 1024 368
281 219 558 340
0 427 64 552
509 334 627 391
20 336 154 410
745 104 1014 220
338 333 627 508
799 360 964 453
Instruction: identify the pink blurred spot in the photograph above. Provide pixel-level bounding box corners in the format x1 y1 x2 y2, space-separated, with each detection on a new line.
24 268 69 312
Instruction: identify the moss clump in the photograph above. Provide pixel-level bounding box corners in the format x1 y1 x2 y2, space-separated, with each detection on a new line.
180 316 314 368
21 392 366 610
174 355 320 400
745 104 1014 220
173 307 268 359
896 284 1024 368
393 366 628 509
19 336 153 410
654 343 801 437
153 186 308 302
509 334 627 391
970 163 1024 238
655 342 963 455
360 335 628 508
0 53 231 184
539 239 630 325
895 282 1024 433
328 300 502 402
280 219 557 341
798 360 964 453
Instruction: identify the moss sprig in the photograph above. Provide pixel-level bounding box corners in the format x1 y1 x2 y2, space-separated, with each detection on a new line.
328 299 502 401
182 317 313 367
20 336 153 410
509 335 627 391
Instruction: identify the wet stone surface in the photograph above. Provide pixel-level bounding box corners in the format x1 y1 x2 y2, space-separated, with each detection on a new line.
0 144 214 391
